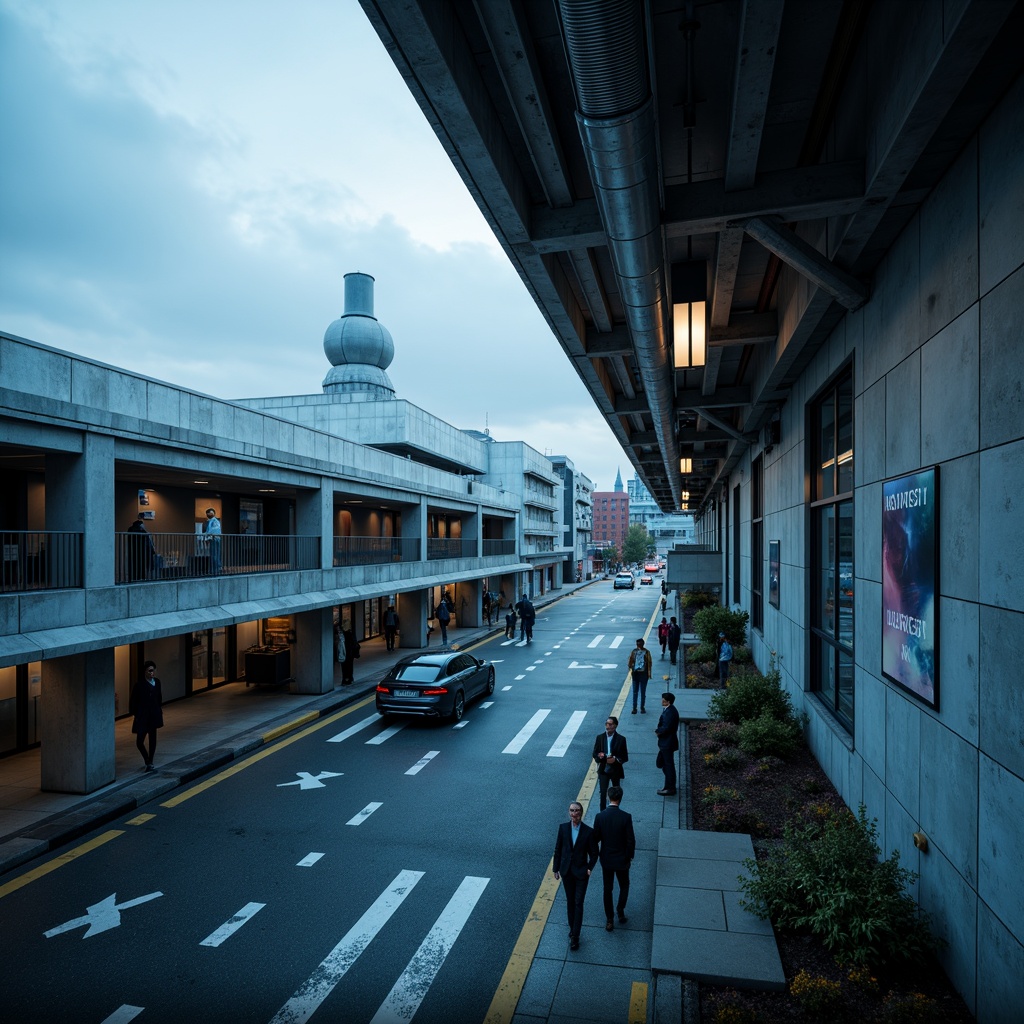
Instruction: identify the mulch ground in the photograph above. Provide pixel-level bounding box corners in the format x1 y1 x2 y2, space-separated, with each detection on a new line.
687 718 975 1023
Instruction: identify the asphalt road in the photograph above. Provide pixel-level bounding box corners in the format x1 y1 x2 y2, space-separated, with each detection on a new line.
1 584 663 1024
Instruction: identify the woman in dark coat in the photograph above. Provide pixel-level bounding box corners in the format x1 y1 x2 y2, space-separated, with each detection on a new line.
130 660 164 771
341 628 360 685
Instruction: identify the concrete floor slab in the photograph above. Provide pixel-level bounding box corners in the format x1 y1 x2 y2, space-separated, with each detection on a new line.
516 957 564 1018
550 962 651 1022
657 855 749 891
652 925 785 991
658 828 753 861
723 889 773 936
654 885 726 929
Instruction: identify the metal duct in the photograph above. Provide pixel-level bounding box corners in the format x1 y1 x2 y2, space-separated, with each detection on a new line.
559 0 682 508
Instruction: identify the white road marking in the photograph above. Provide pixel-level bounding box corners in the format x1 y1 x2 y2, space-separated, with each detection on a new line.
534 659 544 664
369 876 490 1024
481 702 494 708
567 660 618 670
587 635 605 648
297 853 325 867
366 723 406 745
503 710 551 754
327 715 378 743
278 771 343 790
101 1007 144 1024
200 902 266 947
269 870 424 1024
347 802 383 826
609 635 625 648
45 891 163 939
547 711 587 758
525 666 536 672
501 639 517 646
405 750 440 775
452 721 469 729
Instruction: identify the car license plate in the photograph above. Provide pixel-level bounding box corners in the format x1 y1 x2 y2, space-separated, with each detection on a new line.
395 689 418 698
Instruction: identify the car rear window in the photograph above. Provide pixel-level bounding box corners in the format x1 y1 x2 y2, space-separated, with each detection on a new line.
393 664 443 683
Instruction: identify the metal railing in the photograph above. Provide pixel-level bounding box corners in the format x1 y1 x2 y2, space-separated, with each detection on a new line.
116 532 320 584
426 537 474 560
1 531 82 592
332 536 420 566
483 538 516 556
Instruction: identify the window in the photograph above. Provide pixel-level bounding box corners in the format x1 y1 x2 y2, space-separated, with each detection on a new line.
809 367 854 730
732 485 741 605
751 456 763 632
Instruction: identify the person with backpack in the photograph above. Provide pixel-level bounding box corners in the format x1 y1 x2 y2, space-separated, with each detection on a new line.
718 631 733 685
516 593 536 643
657 617 670 659
435 592 452 645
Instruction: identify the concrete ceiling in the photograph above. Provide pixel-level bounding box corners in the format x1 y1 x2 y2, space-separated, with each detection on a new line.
359 0 1022 512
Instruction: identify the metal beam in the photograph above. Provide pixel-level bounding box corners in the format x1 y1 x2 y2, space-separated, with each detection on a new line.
585 324 632 356
614 396 650 415
709 312 778 347
677 427 734 443
675 386 751 408
689 409 751 445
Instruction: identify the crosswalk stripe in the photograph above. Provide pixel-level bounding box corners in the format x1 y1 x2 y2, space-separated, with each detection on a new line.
546 711 587 758
297 853 325 867
609 635 625 648
327 715 378 743
101 1007 144 1024
369 876 490 1024
587 635 604 648
453 721 469 730
270 870 424 1024
503 710 550 754
347 802 383 826
366 723 406 745
405 751 440 776
200 902 266 947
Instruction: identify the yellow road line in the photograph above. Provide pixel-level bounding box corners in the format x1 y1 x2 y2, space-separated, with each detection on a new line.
263 710 319 743
160 695 375 808
0 830 124 900
125 813 156 826
629 981 649 1024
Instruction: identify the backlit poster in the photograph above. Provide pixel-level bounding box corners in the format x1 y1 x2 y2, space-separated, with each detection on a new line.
881 467 938 707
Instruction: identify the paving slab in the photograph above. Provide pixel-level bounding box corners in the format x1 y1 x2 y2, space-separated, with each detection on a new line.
549 962 650 1022
723 889 774 936
657 855 748 891
654 885 726 929
658 828 752 861
651 925 785 991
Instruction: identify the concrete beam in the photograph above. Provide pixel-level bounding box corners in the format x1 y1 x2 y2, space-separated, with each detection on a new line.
675 386 751 408
709 312 779 347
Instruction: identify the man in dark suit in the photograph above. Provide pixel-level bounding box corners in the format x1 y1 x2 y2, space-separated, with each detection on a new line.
552 800 599 951
593 786 636 930
592 715 629 810
655 691 680 795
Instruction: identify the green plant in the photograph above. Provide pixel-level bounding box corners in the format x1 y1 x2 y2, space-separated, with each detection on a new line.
704 748 742 770
708 669 796 725
681 588 718 610
739 804 943 969
743 756 784 784
705 990 758 1024
790 970 843 1016
702 784 742 806
732 644 752 664
881 991 944 1022
692 605 749 647
706 720 740 745
686 641 717 664
738 711 803 758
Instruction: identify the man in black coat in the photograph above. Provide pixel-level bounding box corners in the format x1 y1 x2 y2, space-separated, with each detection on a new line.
552 800 599 951
592 715 629 810
593 786 636 930
130 659 164 771
655 691 680 795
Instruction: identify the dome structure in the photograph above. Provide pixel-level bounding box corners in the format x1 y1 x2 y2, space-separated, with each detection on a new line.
322 272 396 401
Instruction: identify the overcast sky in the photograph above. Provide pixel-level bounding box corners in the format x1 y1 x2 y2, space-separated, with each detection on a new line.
0 0 633 493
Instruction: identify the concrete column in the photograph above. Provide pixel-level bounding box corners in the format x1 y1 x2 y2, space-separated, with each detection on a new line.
459 579 481 628
416 497 429 563
462 503 481 557
400 589 428 649
47 433 115 589
296 479 332 570
41 649 115 794
292 607 334 694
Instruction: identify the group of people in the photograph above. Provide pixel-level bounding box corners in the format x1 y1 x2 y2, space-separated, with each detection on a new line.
124 508 222 580
656 615 682 663
554 685 681 951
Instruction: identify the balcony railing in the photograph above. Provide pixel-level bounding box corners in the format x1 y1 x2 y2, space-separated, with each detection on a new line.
483 539 516 556
333 536 420 566
116 532 319 584
2 531 83 592
427 537 474 560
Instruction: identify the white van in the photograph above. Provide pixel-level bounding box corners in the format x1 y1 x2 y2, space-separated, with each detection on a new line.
613 572 635 590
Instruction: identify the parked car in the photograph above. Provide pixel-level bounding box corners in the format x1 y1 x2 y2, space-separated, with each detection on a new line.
376 651 495 721
614 572 636 590
640 575 653 585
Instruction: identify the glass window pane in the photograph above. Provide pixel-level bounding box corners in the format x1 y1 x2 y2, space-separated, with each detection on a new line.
837 381 853 494
818 506 835 633
838 502 854 647
838 650 854 724
818 393 835 500
820 640 837 711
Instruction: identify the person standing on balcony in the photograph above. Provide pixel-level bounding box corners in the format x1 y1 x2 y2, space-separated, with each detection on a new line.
204 508 222 574
130 660 164 772
383 605 400 652
126 513 156 581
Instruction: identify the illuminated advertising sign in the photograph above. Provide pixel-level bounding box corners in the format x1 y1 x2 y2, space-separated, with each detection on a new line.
881 467 938 707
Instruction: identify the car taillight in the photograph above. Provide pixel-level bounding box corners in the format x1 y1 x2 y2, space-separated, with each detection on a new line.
376 684 389 693
422 687 448 695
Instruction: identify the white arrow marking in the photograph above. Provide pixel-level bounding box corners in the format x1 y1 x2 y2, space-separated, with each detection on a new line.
567 660 617 670
101 1007 144 1024
200 902 266 946
270 870 424 1024
45 891 163 939
547 711 587 757
503 710 550 754
347 802 383 826
405 750 440 776
278 771 343 790
369 876 489 1023
327 715 377 743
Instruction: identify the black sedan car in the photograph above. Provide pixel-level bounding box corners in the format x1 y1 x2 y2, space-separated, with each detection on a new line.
375 650 495 721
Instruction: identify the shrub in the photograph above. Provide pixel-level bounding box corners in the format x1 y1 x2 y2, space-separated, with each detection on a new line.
706 720 740 746
708 670 796 725
705 990 758 1024
686 641 717 664
738 712 803 759
732 644 752 664
790 970 843 1017
693 605 749 647
743 755 784 784
702 784 741 806
681 588 718 610
881 991 944 1023
739 804 942 969
705 748 742 770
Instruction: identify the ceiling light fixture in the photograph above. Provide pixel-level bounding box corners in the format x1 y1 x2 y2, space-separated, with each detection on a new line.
672 261 707 369
680 458 692 474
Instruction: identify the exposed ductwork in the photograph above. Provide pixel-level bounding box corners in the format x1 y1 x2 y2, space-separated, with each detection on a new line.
559 0 682 509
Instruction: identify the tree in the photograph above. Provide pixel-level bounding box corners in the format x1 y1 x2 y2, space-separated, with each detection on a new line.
600 545 619 570
622 524 651 565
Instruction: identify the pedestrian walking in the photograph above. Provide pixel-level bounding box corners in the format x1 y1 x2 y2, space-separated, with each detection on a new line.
657 616 669 659
552 800 598 951
383 604 400 651
435 593 451 645
130 660 164 772
627 638 652 714
341 628 360 684
660 594 667 614
593 786 635 930
505 605 517 639
592 715 628 811
654 691 680 795
667 616 681 664
718 631 733 685
482 591 492 626
516 593 535 643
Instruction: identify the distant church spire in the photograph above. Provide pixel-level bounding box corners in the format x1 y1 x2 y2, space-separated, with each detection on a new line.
322 272 396 402
614 467 624 492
